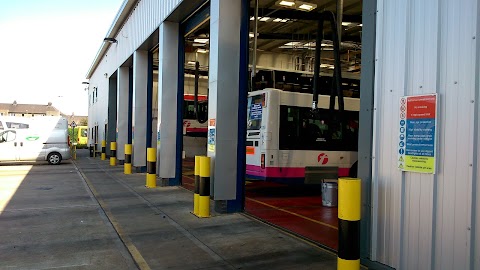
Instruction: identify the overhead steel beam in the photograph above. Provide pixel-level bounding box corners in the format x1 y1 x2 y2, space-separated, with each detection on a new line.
250 8 362 23
256 32 361 43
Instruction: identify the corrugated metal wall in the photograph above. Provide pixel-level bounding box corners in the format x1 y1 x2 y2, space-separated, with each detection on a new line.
101 0 181 75
88 0 182 145
372 0 479 269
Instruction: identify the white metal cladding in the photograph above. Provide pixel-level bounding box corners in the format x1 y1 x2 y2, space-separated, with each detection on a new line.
372 0 479 269
474 0 480 266
88 70 109 146
91 0 182 81
86 0 182 155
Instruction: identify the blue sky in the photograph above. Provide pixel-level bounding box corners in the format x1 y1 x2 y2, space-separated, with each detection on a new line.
0 0 124 116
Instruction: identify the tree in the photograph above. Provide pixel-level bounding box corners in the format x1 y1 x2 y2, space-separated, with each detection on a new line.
79 118 88 126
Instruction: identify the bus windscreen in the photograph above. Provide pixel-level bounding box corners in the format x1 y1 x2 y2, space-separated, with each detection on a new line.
247 94 264 130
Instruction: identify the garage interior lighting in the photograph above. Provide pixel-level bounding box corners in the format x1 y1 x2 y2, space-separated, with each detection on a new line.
276 0 317 12
297 2 316 11
276 0 295 7
194 38 209 43
196 48 208 53
259 17 270 21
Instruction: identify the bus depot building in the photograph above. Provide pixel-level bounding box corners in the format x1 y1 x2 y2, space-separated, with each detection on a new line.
85 0 480 269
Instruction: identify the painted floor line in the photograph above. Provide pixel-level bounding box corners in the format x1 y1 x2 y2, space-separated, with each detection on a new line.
98 165 234 268
74 162 150 270
245 197 338 230
182 173 338 230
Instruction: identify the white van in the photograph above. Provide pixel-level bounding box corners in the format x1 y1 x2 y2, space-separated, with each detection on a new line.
0 116 71 165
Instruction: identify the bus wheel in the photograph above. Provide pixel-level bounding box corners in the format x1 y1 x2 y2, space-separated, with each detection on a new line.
47 152 62 165
349 161 358 178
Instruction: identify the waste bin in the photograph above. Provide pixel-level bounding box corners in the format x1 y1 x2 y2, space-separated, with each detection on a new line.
89 145 94 157
321 181 338 207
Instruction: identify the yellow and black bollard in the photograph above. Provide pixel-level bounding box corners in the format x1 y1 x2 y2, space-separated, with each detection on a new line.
337 177 361 270
124 144 132 174
101 140 106 160
193 156 201 216
146 148 156 188
110 142 117 166
198 156 211 218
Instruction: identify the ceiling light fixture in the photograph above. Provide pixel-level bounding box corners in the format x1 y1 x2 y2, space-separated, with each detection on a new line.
275 0 317 12
273 18 283 22
194 38 209 43
197 48 208 53
297 3 316 11
276 0 295 7
259 17 270 21
103 37 117 43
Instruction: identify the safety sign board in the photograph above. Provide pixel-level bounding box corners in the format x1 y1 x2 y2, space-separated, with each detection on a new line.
398 94 437 174
208 119 216 152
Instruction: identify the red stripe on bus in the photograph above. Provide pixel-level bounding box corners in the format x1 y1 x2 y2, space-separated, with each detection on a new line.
246 165 350 178
185 128 208 132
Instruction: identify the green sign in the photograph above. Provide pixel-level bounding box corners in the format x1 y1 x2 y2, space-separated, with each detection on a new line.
25 136 40 141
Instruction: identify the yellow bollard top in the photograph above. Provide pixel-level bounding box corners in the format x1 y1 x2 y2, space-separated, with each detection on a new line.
199 156 210 177
101 140 106 147
147 148 156 162
338 177 361 221
110 141 117 150
125 144 132 154
195 156 201 176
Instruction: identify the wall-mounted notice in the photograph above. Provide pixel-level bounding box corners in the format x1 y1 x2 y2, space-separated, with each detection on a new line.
398 94 438 174
208 119 216 152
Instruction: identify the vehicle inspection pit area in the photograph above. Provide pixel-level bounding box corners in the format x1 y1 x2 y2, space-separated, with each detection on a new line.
0 149 338 270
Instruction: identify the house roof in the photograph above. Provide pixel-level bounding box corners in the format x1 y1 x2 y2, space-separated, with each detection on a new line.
0 102 60 114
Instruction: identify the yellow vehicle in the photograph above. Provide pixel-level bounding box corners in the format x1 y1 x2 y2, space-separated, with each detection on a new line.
77 126 88 146
69 125 88 148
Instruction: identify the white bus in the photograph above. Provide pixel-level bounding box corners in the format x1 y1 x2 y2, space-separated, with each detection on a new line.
183 94 208 137
246 88 360 184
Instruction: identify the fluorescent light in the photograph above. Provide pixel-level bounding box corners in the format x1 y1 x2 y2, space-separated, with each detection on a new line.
359 24 363 27
276 0 317 12
249 32 255 38
194 38 209 43
298 4 315 11
284 41 302 46
259 17 270 21
273 18 282 22
278 0 295 7
342 22 353 26
280 19 288 23
250 16 255 20
197 48 208 53
187 61 196 65
321 43 333 47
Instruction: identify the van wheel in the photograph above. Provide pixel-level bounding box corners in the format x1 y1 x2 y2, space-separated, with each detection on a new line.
47 152 62 165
